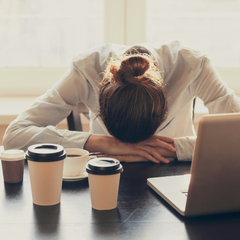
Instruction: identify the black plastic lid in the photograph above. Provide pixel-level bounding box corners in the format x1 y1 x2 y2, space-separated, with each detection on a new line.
86 158 123 175
26 144 66 162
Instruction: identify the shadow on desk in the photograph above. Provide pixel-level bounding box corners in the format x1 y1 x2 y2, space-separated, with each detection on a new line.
33 204 60 236
4 181 23 198
184 212 240 240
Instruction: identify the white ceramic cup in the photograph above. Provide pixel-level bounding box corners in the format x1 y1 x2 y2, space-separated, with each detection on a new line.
63 148 90 178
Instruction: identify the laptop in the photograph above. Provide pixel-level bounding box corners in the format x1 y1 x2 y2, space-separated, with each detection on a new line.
147 113 240 217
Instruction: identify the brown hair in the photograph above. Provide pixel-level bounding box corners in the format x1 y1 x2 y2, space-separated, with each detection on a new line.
99 52 168 143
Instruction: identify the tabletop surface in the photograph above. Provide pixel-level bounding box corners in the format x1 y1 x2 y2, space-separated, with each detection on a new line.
1 146 240 240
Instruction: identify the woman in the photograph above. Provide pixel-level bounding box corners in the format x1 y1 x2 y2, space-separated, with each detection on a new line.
3 41 240 162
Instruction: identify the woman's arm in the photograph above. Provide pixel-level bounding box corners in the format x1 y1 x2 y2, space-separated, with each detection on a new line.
191 56 240 114
84 134 176 163
3 68 92 151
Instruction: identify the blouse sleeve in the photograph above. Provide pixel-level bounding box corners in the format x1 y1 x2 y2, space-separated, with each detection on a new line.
3 67 93 151
190 56 240 114
175 56 240 161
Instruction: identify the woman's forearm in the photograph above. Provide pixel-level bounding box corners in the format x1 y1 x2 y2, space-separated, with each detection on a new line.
84 134 177 163
84 134 113 153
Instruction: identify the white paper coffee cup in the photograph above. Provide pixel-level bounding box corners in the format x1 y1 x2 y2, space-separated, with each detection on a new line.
86 158 123 210
63 148 89 178
26 144 66 206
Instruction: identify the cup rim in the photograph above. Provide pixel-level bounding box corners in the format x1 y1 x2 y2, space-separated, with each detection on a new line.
86 158 123 175
65 148 89 158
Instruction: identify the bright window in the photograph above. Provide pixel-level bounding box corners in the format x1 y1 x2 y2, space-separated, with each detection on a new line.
0 0 104 67
146 0 240 67
1 0 240 97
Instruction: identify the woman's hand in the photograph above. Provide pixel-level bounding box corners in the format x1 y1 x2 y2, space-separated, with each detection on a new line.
84 134 176 163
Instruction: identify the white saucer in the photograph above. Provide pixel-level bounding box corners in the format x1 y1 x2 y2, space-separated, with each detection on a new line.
63 172 88 182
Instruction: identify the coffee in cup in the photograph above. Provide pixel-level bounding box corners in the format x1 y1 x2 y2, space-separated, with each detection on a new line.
26 143 66 206
0 149 25 183
63 148 89 178
86 157 123 210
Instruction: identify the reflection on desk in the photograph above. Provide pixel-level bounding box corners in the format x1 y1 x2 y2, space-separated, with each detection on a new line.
0 147 240 240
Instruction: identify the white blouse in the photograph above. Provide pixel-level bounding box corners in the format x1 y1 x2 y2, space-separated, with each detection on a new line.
3 41 240 161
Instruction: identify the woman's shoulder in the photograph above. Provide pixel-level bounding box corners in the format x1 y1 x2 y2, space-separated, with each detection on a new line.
152 40 206 67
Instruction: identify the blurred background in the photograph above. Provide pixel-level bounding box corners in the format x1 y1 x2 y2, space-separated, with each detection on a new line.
1 0 240 143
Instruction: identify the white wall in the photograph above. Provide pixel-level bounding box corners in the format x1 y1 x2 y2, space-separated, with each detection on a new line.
105 0 146 45
0 68 68 97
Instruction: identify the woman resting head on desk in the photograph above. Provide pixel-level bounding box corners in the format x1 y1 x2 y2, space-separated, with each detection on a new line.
3 41 240 162
96 49 176 163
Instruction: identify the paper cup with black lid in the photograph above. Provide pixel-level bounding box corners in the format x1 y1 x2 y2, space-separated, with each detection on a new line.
26 143 66 206
0 149 25 183
86 157 123 210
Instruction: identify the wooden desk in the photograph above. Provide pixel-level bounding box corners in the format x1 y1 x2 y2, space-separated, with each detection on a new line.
0 149 239 240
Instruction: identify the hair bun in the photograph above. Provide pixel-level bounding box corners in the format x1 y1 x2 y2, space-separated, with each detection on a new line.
107 56 150 86
119 56 150 79
103 54 161 87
